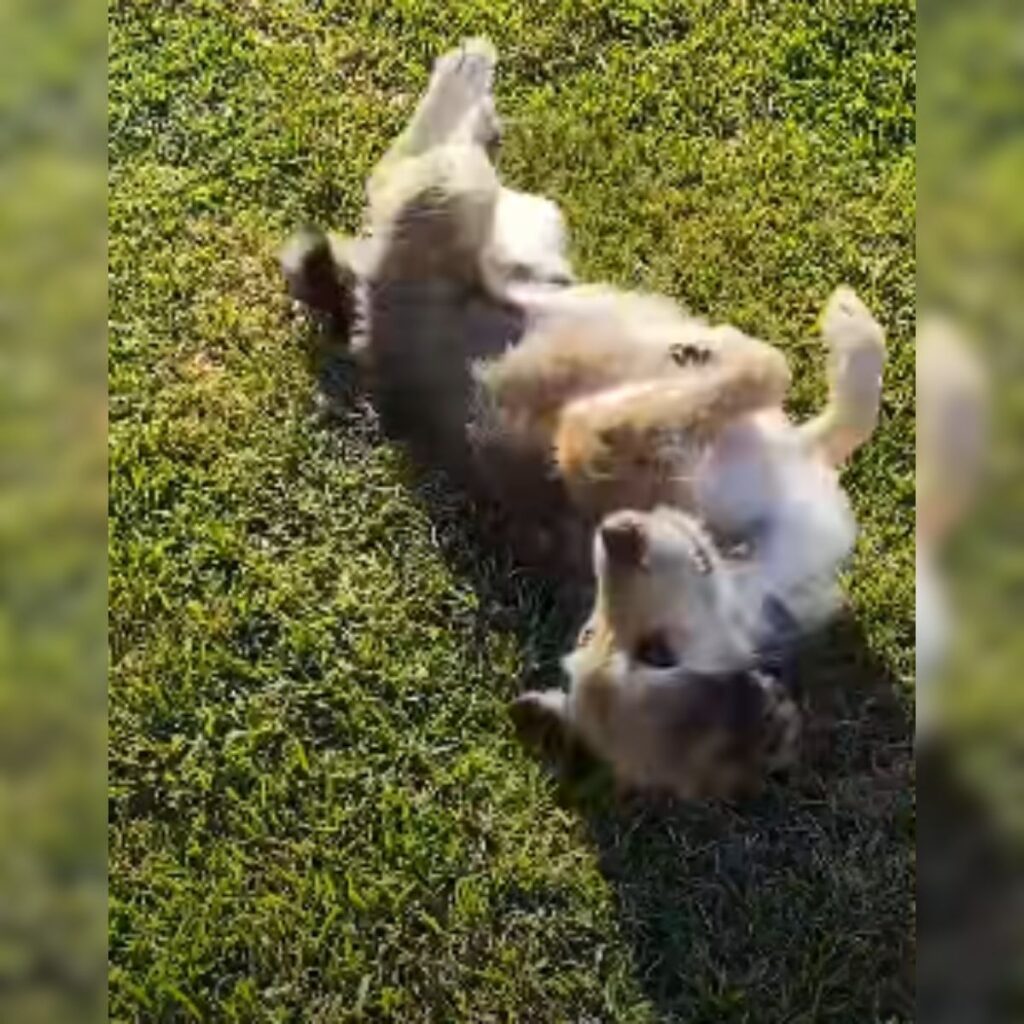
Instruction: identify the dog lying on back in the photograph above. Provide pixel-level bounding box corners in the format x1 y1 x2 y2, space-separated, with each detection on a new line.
281 39 887 797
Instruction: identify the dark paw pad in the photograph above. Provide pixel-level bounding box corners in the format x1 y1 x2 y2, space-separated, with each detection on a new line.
669 343 712 367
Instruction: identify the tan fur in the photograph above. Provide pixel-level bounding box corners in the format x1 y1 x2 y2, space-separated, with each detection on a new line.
555 346 791 516
561 613 801 802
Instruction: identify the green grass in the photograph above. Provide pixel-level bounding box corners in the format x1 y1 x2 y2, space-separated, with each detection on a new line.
108 1 915 1020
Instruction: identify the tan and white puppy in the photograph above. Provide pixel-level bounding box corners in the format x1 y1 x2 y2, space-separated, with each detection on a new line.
281 40 887 794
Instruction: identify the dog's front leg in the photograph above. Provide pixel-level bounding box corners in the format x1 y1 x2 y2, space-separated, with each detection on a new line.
554 349 790 515
798 287 886 467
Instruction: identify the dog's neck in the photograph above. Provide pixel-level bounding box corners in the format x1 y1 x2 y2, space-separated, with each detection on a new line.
677 585 758 674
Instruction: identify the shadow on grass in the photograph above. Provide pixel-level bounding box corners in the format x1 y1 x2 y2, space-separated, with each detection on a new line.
559 616 913 1022
303 327 914 1022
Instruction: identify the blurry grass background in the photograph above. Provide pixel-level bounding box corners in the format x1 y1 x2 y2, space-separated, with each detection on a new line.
109 1 914 1021
918 1 1024 1019
1 0 106 1021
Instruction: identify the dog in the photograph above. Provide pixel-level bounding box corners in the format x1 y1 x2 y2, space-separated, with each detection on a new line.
281 39 887 795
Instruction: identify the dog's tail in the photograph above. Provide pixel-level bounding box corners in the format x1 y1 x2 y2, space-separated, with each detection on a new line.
279 226 357 335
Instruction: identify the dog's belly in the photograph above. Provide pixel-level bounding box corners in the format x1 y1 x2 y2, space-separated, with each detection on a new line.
694 411 857 602
693 411 793 534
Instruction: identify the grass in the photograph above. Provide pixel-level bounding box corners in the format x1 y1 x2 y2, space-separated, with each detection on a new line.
108 1 915 1021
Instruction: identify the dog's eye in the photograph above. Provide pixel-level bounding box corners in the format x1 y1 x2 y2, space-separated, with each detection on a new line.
669 343 711 367
634 632 677 669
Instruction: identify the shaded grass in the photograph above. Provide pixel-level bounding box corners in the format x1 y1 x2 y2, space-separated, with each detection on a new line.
109 1 914 1020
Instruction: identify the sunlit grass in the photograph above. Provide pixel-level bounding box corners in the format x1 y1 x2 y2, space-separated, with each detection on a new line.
109 1 914 1019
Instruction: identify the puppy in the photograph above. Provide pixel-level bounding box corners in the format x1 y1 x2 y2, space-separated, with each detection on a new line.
281 38 887 647
511 506 803 799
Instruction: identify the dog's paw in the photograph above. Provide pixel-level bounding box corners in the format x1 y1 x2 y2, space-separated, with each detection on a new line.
820 287 886 416
430 38 497 104
821 286 885 356
509 690 569 752
410 39 498 150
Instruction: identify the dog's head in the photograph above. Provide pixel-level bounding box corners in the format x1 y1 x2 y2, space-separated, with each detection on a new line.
573 506 755 676
562 507 802 799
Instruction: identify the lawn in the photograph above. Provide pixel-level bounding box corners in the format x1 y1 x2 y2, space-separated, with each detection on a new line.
108 1 915 1021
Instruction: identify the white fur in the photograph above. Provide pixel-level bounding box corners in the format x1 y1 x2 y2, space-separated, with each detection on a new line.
484 188 573 288
697 409 857 636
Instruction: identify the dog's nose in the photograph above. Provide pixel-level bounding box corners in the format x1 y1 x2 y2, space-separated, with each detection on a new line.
600 514 647 567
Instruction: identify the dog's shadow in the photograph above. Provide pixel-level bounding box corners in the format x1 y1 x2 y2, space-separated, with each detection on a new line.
559 616 914 1021
301 319 592 662
304 327 915 1021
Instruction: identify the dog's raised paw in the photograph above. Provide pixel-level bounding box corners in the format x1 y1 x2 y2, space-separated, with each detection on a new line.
430 38 497 104
821 286 885 354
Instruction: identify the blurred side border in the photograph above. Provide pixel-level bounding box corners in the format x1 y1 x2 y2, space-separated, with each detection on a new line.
0 0 108 1021
920 0 1024 1020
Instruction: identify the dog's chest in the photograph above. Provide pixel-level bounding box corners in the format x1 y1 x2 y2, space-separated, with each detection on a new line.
693 411 793 533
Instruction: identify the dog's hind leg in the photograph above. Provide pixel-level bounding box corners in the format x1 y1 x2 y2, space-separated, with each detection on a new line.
369 143 501 284
282 41 501 322
370 39 576 299
798 287 886 467
375 38 499 176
